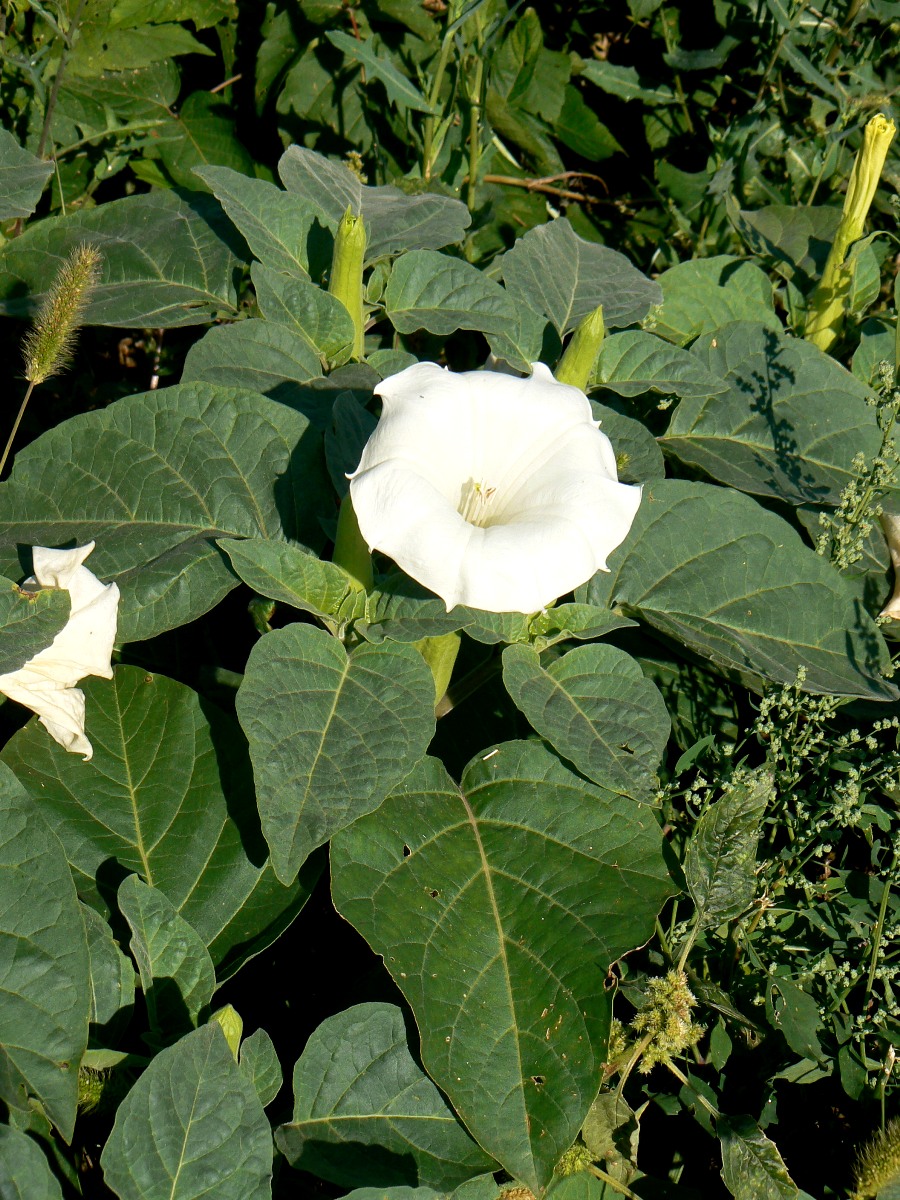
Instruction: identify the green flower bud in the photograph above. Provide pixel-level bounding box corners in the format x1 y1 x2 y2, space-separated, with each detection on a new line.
805 115 896 353
22 243 101 384
329 208 367 360
555 304 605 392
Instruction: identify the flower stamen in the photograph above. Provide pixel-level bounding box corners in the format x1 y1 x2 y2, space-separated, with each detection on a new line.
459 478 498 527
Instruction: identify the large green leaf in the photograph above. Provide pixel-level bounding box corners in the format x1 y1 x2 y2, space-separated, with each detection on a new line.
662 322 880 506
331 741 672 1194
278 147 470 262
340 1181 499 1200
648 256 780 346
501 218 661 335
220 538 364 626
730 204 840 292
0 130 53 221
593 330 728 399
252 263 355 362
52 60 180 149
384 250 515 336
118 875 216 1041
156 92 254 190
1 667 312 979
276 1003 496 1188
236 623 435 883
501 643 670 800
100 1023 272 1200
194 166 314 277
0 1126 63 1200
0 762 90 1141
181 319 324 397
584 480 896 700
591 402 665 484
0 191 242 327
685 770 771 932
0 381 327 642
0 576 70 675
718 1116 800 1200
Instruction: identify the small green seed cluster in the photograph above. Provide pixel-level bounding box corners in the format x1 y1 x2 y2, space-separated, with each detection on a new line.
631 970 704 1074
817 367 900 570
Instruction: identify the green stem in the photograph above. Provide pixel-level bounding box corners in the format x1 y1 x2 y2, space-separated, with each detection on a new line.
614 1031 654 1101
586 1165 641 1199
466 56 485 213
866 878 893 1000
37 0 87 159
422 31 455 178
665 1060 721 1119
0 381 36 477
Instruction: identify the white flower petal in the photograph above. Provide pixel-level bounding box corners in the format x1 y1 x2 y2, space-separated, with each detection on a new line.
0 542 119 759
351 362 642 614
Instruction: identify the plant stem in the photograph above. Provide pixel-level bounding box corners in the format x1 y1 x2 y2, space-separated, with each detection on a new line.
586 1165 641 1199
37 0 87 160
0 381 36 477
866 877 893 1000
665 1060 721 1119
466 56 485 212
422 28 455 178
614 1032 654 1101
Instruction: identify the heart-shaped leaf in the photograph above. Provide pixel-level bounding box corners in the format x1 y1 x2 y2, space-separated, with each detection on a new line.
237 623 435 883
1 666 312 978
0 762 89 1141
331 740 672 1193
100 1023 272 1200
276 1003 496 1188
502 643 670 799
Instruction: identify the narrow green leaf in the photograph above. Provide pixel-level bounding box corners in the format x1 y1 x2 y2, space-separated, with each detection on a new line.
327 30 438 113
237 623 436 883
502 642 670 799
118 875 216 1041
0 762 89 1141
276 1003 496 1188
1 666 312 978
100 1023 273 1200
685 769 772 931
718 1115 800 1200
331 741 672 1193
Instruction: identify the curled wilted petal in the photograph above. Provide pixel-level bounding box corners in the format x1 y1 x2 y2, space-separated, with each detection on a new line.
349 362 641 614
0 543 119 759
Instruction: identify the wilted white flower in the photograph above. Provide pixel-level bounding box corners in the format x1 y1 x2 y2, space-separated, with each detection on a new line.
349 362 641 613
0 543 119 759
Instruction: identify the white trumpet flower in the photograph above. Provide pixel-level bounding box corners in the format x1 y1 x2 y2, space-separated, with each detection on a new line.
0 543 119 759
349 362 642 613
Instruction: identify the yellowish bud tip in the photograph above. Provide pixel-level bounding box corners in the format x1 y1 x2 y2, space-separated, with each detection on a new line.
555 304 605 392
211 1004 243 1059
329 208 367 360
22 242 101 385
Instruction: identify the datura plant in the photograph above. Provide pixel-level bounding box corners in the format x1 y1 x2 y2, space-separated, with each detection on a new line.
1 106 900 1200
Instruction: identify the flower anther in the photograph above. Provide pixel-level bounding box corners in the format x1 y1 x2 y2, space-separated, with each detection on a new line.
348 362 642 613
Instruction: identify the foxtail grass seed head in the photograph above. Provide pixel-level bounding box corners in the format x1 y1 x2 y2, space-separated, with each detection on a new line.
22 243 101 385
853 1118 900 1199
